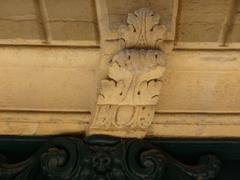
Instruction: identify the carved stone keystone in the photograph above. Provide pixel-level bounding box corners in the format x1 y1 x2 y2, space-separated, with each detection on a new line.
90 8 167 137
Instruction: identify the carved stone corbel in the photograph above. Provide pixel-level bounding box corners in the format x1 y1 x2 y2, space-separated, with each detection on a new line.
90 8 167 137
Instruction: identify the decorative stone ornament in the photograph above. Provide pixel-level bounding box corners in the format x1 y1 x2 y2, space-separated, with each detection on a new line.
118 8 167 48
90 8 167 137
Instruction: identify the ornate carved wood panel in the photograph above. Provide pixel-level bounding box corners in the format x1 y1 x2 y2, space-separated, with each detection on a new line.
0 136 221 180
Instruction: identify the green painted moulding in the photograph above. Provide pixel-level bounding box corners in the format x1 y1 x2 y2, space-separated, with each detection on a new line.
0 135 240 179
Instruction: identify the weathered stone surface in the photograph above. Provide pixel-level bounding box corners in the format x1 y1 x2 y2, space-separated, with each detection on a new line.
1 48 240 113
106 0 175 38
0 47 99 111
176 0 229 42
0 0 99 44
0 0 240 138
90 8 167 137
46 0 99 41
0 0 44 40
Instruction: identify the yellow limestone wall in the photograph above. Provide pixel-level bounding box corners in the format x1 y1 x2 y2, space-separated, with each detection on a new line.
0 47 240 138
1 0 240 137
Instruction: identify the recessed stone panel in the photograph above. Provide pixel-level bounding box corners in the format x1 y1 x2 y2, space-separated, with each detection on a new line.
46 0 99 41
177 0 229 42
0 0 99 44
0 0 44 40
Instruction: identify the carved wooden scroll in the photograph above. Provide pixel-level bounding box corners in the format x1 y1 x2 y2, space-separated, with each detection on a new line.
0 136 221 180
90 8 167 137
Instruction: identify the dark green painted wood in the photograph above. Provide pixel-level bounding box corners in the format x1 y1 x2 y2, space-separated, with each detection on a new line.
0 135 223 180
1 136 240 179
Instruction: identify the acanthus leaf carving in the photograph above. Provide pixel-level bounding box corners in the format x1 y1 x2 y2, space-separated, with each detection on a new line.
90 8 167 137
98 50 165 105
118 8 167 49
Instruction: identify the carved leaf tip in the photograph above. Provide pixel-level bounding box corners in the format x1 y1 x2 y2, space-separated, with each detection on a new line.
118 8 167 49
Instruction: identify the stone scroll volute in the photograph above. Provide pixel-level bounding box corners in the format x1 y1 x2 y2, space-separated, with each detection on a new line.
89 8 167 138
